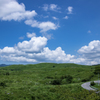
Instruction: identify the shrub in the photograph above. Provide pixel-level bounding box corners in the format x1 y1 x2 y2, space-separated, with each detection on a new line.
51 79 62 85
60 75 73 83
90 81 95 86
81 78 89 82
60 75 67 79
94 71 98 74
46 76 54 79
53 66 55 68
89 74 94 79
66 75 73 83
61 79 67 84
11 69 14 71
6 72 10 75
0 82 7 87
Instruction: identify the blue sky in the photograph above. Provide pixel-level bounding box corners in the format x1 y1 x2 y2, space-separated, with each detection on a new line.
0 0 100 65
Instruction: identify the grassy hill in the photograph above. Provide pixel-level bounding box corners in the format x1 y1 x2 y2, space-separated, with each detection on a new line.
0 63 100 100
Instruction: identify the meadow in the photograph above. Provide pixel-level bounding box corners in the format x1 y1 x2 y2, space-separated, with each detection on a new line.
0 63 100 100
92 83 100 91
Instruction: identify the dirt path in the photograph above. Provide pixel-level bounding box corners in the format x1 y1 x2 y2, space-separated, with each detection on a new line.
81 80 100 91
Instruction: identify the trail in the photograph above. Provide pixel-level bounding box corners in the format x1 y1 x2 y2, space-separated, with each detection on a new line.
81 80 100 91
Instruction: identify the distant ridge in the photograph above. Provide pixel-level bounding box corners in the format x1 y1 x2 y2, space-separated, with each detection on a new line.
92 64 100 66
0 64 10 67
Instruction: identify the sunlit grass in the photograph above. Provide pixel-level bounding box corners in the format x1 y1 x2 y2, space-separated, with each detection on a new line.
0 63 99 100
93 83 100 91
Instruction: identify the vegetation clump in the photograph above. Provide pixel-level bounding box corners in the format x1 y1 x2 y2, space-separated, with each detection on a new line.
53 66 55 68
50 75 73 85
5 72 10 75
90 81 95 86
81 78 89 82
0 81 7 88
51 79 62 85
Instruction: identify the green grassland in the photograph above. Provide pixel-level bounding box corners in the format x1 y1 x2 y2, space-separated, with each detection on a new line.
93 83 100 91
0 63 100 100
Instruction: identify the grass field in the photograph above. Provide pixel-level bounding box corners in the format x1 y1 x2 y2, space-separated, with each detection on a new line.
93 83 100 91
0 63 100 100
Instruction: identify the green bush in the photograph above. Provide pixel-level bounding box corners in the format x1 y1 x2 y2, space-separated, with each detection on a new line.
90 81 95 86
53 66 55 68
60 75 67 79
51 79 62 85
46 76 54 79
0 82 7 87
66 75 73 83
61 79 67 84
60 75 73 84
81 78 89 82
6 72 10 75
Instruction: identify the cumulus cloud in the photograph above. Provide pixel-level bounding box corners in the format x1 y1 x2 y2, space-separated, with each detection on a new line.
1 55 37 63
63 16 68 19
1 34 100 65
0 35 76 63
78 40 100 54
38 21 58 32
0 47 16 54
78 40 100 65
25 20 58 33
25 20 39 27
17 36 47 53
33 47 75 62
67 6 73 14
0 0 37 21
42 4 61 12
27 32 36 38
0 36 47 63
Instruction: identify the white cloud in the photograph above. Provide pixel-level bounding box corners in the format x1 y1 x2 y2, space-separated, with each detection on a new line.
33 47 75 62
17 36 47 53
42 4 61 12
1 55 37 63
0 46 75 63
87 30 91 33
38 21 58 32
67 6 73 14
0 35 76 63
19 36 24 40
44 16 49 18
78 40 100 54
1 34 100 65
63 16 68 19
27 32 36 38
42 4 48 11
42 33 53 40
77 40 100 65
0 46 25 56
25 20 58 33
50 4 60 11
52 17 58 20
0 0 37 21
25 20 39 27
0 47 16 54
